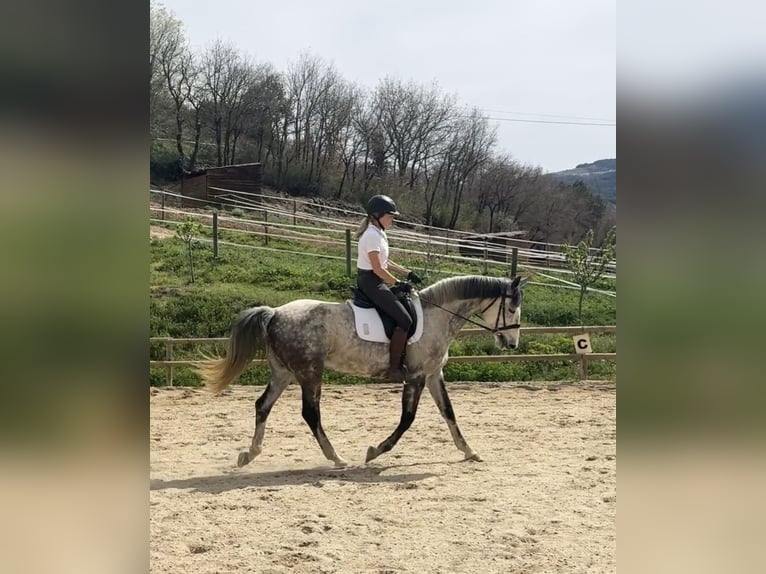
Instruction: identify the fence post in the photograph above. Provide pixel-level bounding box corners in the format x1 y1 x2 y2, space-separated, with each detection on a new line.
511 247 518 278
212 211 218 259
483 239 488 274
161 190 166 221
579 326 588 381
345 229 352 276
264 210 269 246
165 341 174 387
293 200 297 226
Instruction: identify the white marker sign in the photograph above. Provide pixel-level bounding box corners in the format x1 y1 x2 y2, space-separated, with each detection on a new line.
573 334 592 354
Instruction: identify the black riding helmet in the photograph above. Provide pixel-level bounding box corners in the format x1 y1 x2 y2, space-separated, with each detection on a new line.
366 194 399 217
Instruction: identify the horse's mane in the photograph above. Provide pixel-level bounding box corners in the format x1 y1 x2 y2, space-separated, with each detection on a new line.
419 275 509 306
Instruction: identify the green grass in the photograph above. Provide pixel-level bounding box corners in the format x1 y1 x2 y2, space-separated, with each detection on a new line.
150 232 616 385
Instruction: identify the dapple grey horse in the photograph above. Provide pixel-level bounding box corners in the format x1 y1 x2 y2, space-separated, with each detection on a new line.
199 275 526 468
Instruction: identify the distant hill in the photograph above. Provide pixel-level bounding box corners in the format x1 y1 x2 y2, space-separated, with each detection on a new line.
548 158 616 205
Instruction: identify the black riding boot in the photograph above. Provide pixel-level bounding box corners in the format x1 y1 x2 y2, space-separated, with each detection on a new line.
386 327 409 381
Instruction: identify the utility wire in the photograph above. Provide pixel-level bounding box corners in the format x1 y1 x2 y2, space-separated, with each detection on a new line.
477 108 614 123
481 116 615 126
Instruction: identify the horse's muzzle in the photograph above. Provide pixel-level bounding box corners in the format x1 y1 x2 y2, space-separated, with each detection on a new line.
495 331 518 351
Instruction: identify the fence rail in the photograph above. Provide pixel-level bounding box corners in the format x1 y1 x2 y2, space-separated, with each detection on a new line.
149 189 617 285
150 326 616 385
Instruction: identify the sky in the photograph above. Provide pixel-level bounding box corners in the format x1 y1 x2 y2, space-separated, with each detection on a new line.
158 0 616 173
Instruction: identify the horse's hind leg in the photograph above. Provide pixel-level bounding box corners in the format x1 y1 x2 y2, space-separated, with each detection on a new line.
237 364 291 468
299 378 348 468
426 370 481 462
365 376 426 463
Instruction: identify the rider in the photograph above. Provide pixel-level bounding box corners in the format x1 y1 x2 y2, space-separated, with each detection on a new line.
355 194 422 381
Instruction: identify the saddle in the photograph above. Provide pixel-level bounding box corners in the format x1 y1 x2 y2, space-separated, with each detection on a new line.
348 285 422 343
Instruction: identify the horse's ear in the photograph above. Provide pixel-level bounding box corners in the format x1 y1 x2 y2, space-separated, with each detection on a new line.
510 276 521 289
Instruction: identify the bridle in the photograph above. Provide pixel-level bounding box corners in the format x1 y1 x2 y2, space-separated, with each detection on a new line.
418 289 521 334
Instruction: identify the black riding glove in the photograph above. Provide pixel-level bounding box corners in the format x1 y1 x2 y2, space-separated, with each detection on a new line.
406 271 423 284
394 281 413 294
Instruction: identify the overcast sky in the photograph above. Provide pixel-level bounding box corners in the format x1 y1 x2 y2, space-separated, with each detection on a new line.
158 0 615 173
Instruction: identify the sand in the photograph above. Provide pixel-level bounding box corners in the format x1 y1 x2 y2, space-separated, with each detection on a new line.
150 382 615 573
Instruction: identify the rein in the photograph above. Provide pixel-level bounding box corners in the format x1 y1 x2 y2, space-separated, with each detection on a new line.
418 290 520 333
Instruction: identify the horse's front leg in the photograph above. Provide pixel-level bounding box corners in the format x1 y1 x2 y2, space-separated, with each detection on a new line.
366 375 426 463
426 370 482 461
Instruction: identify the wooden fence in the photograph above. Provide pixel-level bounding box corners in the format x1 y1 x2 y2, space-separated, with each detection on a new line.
149 190 617 280
150 326 616 385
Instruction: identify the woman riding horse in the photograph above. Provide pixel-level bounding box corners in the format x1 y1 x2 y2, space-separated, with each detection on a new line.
355 195 422 381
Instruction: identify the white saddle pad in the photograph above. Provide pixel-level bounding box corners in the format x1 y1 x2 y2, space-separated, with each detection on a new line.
347 296 424 344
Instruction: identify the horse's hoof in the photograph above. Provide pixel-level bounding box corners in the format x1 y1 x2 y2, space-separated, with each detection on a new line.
365 446 378 463
237 451 251 467
464 452 483 462
334 458 349 468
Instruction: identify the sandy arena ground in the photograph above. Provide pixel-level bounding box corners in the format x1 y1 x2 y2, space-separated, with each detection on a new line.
150 382 615 573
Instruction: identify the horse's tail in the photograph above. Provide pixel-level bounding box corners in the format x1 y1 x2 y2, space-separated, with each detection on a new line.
198 306 276 394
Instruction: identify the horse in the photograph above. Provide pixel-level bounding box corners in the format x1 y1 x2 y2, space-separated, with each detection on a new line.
198 274 527 468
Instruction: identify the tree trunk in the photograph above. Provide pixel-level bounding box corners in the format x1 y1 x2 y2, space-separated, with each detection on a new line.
336 166 348 199
174 114 185 164
187 112 202 171
187 242 195 284
214 120 223 167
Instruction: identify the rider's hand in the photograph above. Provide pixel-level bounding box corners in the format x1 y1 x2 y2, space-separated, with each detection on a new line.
406 271 423 284
394 281 413 294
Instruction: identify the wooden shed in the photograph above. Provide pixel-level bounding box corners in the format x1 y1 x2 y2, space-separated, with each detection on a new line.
180 163 263 208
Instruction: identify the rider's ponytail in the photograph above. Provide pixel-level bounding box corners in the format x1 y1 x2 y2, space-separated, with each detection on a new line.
354 216 371 239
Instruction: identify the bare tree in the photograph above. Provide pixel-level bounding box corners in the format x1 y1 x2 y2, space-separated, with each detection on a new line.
200 40 255 166
373 78 415 181
443 110 497 228
284 53 328 181
506 165 542 229
476 157 543 232
372 79 455 187
421 146 449 225
349 103 391 193
242 65 286 165
158 32 194 167
281 53 356 192
522 180 570 243
312 80 358 189
335 87 366 198
407 85 455 188
567 181 607 242
307 70 352 187
284 53 318 170
150 3 192 142
477 156 514 232
184 59 206 171
519 179 608 244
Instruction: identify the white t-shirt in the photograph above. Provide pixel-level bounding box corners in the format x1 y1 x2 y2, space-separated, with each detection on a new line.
357 225 389 270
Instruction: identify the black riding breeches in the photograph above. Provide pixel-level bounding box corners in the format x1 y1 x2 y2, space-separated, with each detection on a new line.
357 270 413 331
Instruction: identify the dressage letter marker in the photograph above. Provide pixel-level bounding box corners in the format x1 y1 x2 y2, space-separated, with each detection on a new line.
573 334 592 354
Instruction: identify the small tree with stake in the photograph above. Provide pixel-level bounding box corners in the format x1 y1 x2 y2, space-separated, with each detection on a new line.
563 227 616 325
176 218 202 284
